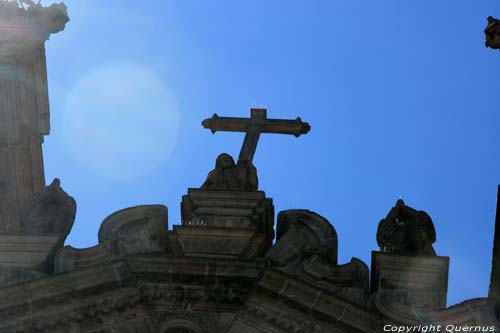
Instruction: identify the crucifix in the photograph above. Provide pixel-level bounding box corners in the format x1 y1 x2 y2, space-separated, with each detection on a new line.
200 108 310 191
202 108 311 164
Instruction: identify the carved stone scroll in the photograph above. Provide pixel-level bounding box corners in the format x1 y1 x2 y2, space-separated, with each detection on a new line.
55 205 168 273
266 209 369 299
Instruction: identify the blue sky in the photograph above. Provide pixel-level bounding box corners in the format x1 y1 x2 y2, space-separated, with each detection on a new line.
41 0 500 306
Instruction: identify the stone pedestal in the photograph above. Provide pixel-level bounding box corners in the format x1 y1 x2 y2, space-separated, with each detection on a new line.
169 188 274 259
0 234 63 271
370 251 449 308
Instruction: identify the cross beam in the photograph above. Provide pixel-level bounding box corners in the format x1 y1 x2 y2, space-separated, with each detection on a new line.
202 108 310 163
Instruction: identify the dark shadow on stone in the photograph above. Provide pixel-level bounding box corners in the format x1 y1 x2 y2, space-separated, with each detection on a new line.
266 209 369 301
0 265 43 288
19 178 76 274
201 153 258 191
485 16 500 50
22 178 76 235
376 199 436 256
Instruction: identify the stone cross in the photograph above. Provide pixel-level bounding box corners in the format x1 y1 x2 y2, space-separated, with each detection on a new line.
201 108 311 163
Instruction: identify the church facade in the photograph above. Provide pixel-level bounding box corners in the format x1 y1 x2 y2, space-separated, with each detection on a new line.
0 2 498 332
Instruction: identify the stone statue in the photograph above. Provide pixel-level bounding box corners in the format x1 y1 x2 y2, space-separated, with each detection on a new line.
200 109 309 191
485 16 500 50
22 178 76 235
201 153 258 191
0 1 69 34
377 199 436 256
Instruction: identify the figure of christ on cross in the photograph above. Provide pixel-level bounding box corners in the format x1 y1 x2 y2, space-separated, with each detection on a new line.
200 108 310 191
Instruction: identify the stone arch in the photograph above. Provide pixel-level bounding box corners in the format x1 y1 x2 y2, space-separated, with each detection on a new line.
160 319 203 333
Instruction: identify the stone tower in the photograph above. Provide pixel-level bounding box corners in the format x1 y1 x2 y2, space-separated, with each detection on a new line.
0 1 68 233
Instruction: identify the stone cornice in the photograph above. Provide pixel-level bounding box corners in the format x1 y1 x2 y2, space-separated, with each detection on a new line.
0 254 498 332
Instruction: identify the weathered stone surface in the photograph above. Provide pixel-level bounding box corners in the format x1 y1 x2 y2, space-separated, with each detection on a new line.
181 188 273 231
0 234 61 270
370 251 449 309
169 226 266 259
486 16 500 50
266 209 369 301
0 244 494 333
0 2 68 37
377 199 436 256
54 205 168 273
267 209 338 268
0 255 381 332
0 178 77 275
0 265 42 287
98 204 168 256
372 292 500 330
172 188 274 259
201 153 258 191
255 269 378 332
54 243 117 274
22 178 76 235
0 1 68 233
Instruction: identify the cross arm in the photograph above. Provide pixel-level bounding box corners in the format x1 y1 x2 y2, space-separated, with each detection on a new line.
258 117 311 137
202 114 249 133
202 113 311 137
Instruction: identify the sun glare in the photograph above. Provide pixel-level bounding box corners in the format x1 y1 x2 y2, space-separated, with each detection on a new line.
62 63 180 179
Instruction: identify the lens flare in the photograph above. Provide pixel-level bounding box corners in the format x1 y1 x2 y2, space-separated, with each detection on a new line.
62 63 180 179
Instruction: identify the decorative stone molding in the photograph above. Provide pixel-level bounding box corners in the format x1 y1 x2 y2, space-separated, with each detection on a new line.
54 244 117 273
266 209 369 298
372 291 500 330
170 226 266 259
55 205 168 273
255 269 378 332
98 205 168 256
0 179 75 276
170 189 274 259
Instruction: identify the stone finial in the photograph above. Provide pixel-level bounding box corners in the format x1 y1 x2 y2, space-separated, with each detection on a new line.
485 16 500 50
376 199 436 256
22 178 76 235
